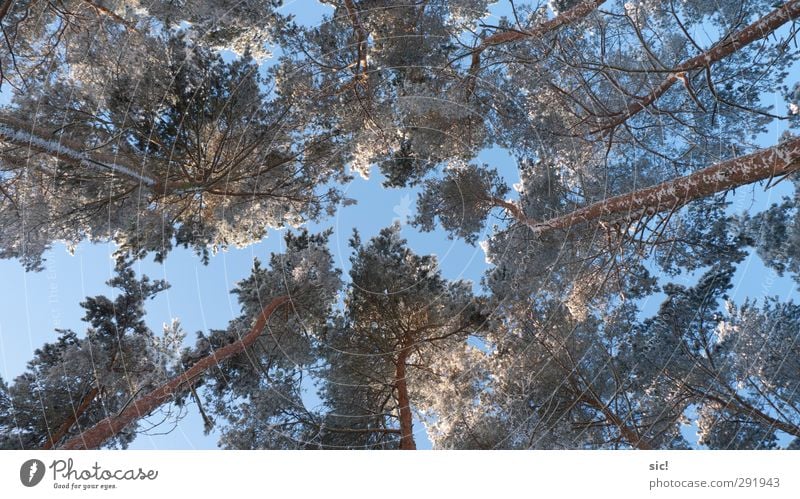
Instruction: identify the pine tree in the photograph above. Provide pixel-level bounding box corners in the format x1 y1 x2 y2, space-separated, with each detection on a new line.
0 258 178 449
3 0 800 450
319 224 488 449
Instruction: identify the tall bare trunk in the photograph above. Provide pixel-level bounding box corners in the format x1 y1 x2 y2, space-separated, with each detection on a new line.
395 348 416 450
343 0 369 80
58 296 289 450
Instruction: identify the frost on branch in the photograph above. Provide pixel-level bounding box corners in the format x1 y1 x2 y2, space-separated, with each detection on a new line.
0 35 347 268
414 162 509 243
318 224 489 449
194 230 342 449
746 175 800 283
0 259 177 449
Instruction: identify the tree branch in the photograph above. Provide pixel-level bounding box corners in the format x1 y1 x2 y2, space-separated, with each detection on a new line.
490 137 800 235
57 296 291 450
0 0 13 23
580 394 653 450
0 114 158 187
469 0 605 79
594 0 800 132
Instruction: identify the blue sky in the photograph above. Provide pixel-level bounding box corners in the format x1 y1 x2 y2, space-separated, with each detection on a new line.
0 1 798 450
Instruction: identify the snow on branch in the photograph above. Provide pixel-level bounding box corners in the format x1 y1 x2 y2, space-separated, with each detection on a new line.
594 0 800 133
494 136 800 235
0 115 157 187
59 296 291 450
469 0 606 79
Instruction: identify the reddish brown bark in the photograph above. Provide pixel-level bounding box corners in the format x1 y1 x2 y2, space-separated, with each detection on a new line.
395 347 416 450
42 386 100 450
343 0 369 80
470 0 605 76
596 0 800 132
79 0 135 30
58 296 290 450
491 136 800 235
0 0 13 22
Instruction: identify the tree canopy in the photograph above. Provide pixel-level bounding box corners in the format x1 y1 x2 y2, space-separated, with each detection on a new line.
1 0 800 450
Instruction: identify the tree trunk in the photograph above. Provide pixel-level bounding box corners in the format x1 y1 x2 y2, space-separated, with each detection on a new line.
343 0 368 79
79 0 136 30
0 115 237 196
491 136 800 235
42 386 100 450
595 0 800 132
0 0 13 23
57 296 290 450
394 348 416 450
